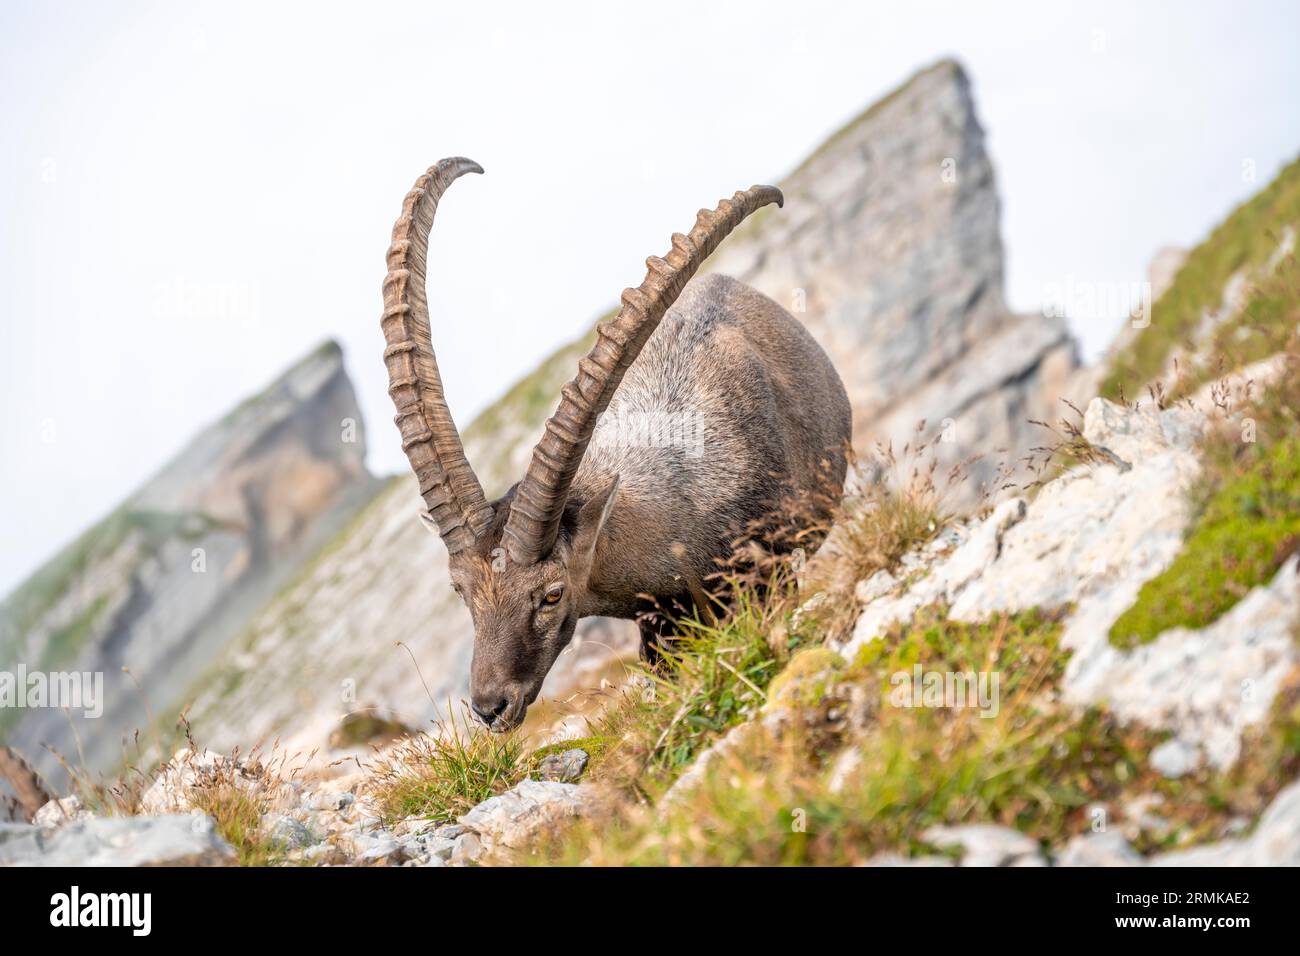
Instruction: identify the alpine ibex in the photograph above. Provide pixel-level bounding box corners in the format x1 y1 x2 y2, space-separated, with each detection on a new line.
382 158 851 731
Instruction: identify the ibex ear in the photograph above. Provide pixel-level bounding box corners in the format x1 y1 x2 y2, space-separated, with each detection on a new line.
570 474 620 574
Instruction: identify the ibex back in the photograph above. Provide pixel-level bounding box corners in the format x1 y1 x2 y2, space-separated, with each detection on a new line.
381 158 851 731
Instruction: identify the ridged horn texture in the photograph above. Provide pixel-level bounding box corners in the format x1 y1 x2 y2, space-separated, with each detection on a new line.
381 158 494 554
503 183 785 566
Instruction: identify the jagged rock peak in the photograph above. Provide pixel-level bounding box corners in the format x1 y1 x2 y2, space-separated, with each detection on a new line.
708 58 1079 500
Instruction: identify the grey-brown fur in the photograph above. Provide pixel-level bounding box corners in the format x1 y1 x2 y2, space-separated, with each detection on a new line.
383 161 851 731
449 273 850 730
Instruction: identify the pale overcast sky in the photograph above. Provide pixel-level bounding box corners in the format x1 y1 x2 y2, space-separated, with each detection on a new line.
2 0 1299 596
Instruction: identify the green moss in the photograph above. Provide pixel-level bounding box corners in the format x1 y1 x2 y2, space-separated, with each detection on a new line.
1110 434 1300 648
1101 156 1300 400
765 647 844 712
526 736 615 778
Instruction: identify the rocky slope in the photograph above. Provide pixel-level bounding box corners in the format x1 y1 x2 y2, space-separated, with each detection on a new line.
5 392 1294 868
0 341 382 783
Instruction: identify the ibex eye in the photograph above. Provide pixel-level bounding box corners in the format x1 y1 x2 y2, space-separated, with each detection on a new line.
543 587 563 605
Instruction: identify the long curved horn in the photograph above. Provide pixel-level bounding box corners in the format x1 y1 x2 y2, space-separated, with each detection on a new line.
381 157 494 554
502 184 784 566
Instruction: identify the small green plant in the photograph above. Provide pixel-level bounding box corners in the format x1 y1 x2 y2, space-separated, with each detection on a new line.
370 707 524 824
188 778 280 867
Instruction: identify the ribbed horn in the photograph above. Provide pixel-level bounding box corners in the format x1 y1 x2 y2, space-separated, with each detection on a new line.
502 184 784 565
381 157 494 554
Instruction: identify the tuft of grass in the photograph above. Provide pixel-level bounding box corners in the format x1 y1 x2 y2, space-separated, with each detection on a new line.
369 708 524 825
1171 239 1300 401
586 570 805 801
798 432 954 644
187 774 280 867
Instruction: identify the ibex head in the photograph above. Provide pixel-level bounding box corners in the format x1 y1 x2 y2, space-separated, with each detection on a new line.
381 157 780 731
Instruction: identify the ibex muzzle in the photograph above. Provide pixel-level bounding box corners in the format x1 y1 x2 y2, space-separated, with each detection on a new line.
382 158 851 732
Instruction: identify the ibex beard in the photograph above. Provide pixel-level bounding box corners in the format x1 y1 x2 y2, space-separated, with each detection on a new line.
382 158 852 732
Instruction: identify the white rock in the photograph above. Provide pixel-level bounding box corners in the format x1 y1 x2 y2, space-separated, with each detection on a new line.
1149 740 1201 779
827 748 863 796
1067 556 1300 769
844 400 1297 770
264 814 315 849
921 823 1043 867
1055 831 1143 867
1152 778 1300 866
0 814 235 866
854 569 899 606
458 780 592 853
33 795 93 829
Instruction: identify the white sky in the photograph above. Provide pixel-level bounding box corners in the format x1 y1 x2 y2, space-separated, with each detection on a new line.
2 0 1299 597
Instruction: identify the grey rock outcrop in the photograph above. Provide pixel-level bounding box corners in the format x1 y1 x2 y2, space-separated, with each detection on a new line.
0 814 235 866
536 749 589 783
457 780 593 860
922 824 1045 867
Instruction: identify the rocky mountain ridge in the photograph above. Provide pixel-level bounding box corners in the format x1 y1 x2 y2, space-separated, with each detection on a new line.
1 341 382 782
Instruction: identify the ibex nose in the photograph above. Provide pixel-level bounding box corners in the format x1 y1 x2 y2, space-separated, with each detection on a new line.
471 695 510 727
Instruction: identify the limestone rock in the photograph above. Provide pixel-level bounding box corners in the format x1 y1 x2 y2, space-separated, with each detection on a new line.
1054 831 1144 867
33 795 94 829
1069 556 1299 769
1049 779 1300 866
263 814 315 850
845 400 1295 770
456 780 592 860
536 749 589 784
0 814 235 866
921 824 1044 867
1150 740 1201 779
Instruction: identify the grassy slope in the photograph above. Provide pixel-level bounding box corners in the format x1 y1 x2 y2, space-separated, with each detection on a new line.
1104 159 1300 647
1100 157 1300 400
